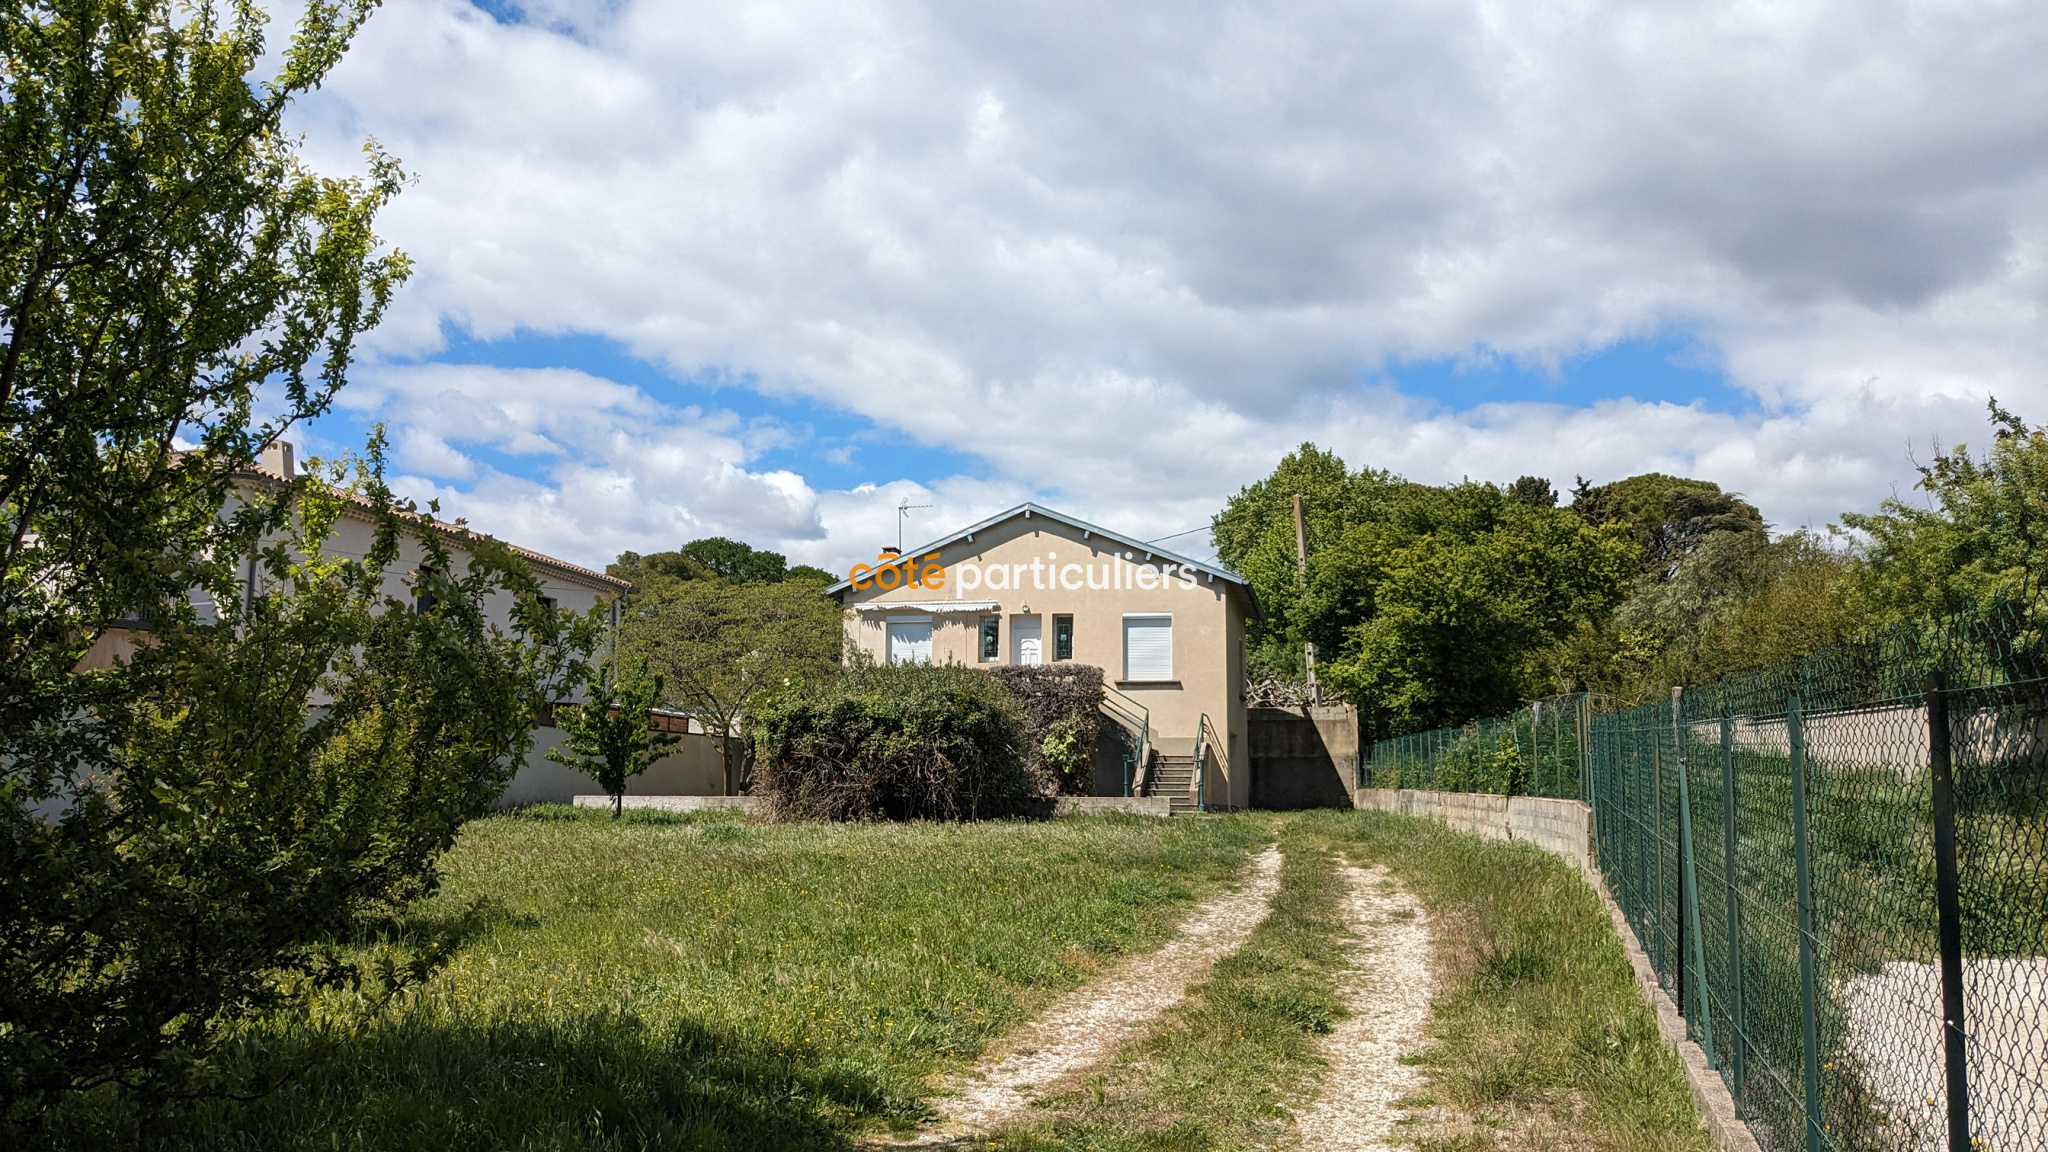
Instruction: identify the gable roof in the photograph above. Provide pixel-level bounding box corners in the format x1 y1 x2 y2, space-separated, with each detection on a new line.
824 502 1253 604
234 467 632 595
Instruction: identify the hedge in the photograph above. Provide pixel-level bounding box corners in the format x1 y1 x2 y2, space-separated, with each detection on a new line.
987 663 1105 795
747 663 1035 821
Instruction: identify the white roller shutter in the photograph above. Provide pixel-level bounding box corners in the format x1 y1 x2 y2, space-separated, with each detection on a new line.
887 621 933 665
1122 614 1173 681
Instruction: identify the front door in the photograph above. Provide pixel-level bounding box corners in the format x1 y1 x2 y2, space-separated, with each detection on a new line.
1011 615 1042 665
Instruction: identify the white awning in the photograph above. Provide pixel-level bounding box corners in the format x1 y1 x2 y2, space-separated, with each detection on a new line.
853 599 999 614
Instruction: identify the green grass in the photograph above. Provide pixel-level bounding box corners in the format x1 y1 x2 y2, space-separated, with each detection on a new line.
973 815 1352 1151
36 807 1724 1150
38 807 1269 1151
1326 809 1714 1151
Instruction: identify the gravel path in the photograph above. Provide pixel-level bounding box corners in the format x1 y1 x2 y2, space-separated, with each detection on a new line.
1291 862 1435 1151
892 844 1285 1146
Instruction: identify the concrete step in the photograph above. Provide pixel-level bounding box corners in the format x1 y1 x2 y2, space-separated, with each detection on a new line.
1144 755 1198 812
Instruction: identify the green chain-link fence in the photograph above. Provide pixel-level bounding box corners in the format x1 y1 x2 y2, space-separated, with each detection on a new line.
1365 693 1590 799
1364 606 2048 1152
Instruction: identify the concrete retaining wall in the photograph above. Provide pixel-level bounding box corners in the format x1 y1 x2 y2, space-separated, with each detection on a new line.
1250 705 1359 809
574 794 760 814
1353 788 1596 880
1054 796 1172 817
503 729 726 807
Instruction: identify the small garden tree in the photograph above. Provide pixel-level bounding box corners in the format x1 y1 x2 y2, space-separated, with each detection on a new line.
547 659 681 817
616 572 844 795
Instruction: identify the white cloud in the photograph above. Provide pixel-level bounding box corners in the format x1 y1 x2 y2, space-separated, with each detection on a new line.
285 0 2048 570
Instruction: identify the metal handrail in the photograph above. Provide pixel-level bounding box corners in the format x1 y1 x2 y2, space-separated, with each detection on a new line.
1101 684 1150 796
1192 712 1223 812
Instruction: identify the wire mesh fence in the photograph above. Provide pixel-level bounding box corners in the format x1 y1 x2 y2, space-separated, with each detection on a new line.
1362 606 2048 1151
1364 693 1589 799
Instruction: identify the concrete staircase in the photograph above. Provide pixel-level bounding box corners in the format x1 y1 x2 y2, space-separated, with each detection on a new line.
1144 754 1200 813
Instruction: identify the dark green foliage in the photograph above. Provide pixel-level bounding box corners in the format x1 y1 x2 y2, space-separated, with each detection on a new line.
1569 472 1766 577
1314 481 1635 735
1508 474 1558 508
987 663 1106 795
546 658 681 817
749 664 1036 821
1216 446 1633 737
1211 443 1411 680
1542 529 1858 700
610 537 814 587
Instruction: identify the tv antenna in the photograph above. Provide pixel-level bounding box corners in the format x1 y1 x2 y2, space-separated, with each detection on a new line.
897 497 932 553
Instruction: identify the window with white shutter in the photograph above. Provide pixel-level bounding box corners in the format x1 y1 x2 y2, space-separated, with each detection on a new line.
1122 614 1172 681
887 621 933 665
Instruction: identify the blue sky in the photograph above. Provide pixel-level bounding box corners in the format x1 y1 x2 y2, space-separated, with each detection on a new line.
307 329 1756 514
283 0 2048 573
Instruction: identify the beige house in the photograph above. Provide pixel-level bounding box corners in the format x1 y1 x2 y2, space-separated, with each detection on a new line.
827 503 1261 811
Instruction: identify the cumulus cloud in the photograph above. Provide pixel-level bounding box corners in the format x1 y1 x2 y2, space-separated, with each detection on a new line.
284 0 2048 570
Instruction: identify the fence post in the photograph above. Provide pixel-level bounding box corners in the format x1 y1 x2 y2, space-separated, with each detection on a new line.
1652 710 1667 975
1788 693 1824 1152
1925 672 1971 1152
1675 688 1714 1066
1720 712 1745 1108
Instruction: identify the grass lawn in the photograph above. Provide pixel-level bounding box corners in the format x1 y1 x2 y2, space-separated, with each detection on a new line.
1327 809 1714 1152
39 807 1717 1151
981 814 1353 1151
40 807 1269 1151
975 810 1712 1152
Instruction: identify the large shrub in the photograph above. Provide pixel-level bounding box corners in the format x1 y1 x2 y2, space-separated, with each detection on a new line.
988 663 1105 794
748 664 1034 821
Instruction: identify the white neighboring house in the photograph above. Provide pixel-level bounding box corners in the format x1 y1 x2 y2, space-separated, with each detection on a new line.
76 442 727 806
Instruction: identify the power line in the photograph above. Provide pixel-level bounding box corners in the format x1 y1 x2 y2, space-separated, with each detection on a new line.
1144 524 1210 545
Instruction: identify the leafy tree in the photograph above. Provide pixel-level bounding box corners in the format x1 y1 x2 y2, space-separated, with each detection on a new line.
1313 482 1635 734
1550 529 1855 698
546 658 680 817
1507 475 1558 508
616 577 844 795
1842 400 2048 623
1216 448 1632 736
1569 472 1765 577
2 445 591 1123
610 539 835 587
2 0 406 705
0 0 590 1123
680 536 792 583
1211 443 1410 678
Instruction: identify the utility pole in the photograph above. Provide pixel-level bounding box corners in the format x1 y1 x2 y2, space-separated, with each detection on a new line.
1293 493 1316 702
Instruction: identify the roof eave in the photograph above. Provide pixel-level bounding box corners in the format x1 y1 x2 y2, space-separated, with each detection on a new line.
822 502 1248 595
